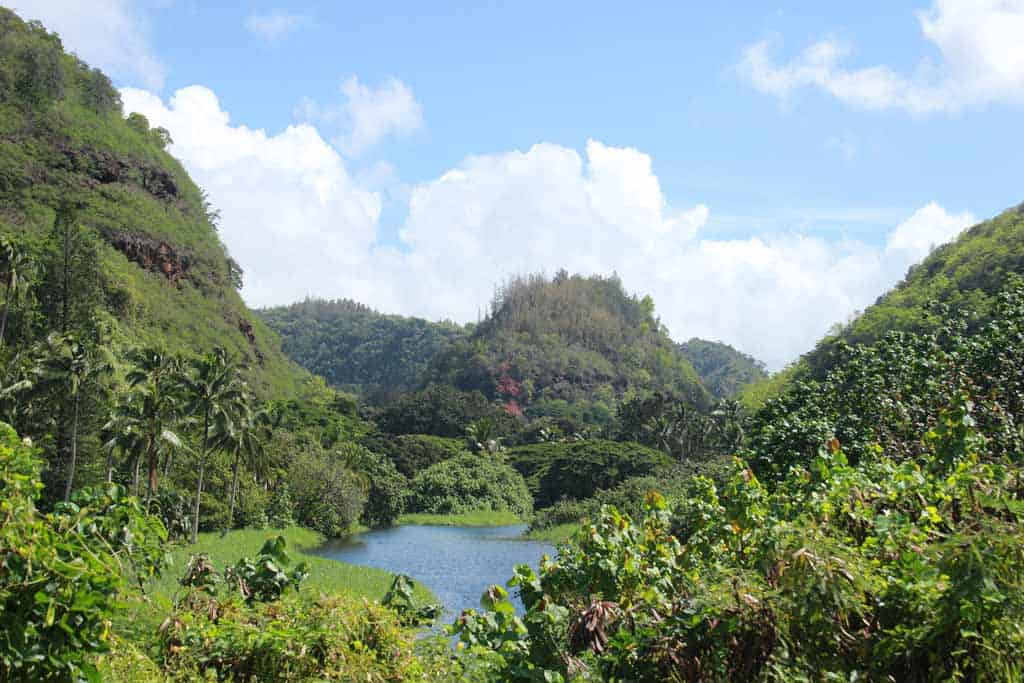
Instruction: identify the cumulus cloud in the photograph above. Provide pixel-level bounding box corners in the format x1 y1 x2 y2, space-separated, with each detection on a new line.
121 85 975 369
296 76 423 156
119 85 383 307
12 0 165 89
886 201 974 260
739 0 1024 115
244 10 306 42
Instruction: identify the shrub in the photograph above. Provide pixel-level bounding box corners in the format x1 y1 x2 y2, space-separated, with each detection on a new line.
0 422 166 682
334 442 408 527
287 450 367 537
377 384 514 438
157 593 428 681
381 574 443 626
362 432 469 478
233 478 270 529
224 536 308 604
507 439 670 508
408 454 533 516
266 483 295 528
456 403 1024 681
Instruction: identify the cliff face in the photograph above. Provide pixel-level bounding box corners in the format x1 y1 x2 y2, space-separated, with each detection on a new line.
107 231 191 284
0 8 307 396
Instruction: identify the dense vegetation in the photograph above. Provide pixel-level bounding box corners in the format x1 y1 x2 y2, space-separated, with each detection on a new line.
258 298 467 400
264 273 767 438
5 7 1024 680
679 338 767 399
426 272 711 426
802 203 1024 379
454 277 1024 681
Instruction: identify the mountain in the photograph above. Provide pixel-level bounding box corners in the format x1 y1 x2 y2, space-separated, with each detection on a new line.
425 272 710 425
0 8 306 396
257 298 468 399
678 337 767 399
802 202 1024 377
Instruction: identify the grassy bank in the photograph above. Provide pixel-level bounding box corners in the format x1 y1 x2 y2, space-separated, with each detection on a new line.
523 522 578 543
398 510 524 526
114 526 435 642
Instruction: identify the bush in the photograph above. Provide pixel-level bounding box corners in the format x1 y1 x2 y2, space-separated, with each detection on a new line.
233 478 270 529
333 442 408 527
361 432 468 477
408 454 533 516
529 460 733 532
507 439 670 508
377 384 515 438
459 420 1024 680
157 593 429 681
266 483 295 528
0 422 166 682
287 450 367 537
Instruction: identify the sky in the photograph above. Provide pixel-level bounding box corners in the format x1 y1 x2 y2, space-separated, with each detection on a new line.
9 0 1024 369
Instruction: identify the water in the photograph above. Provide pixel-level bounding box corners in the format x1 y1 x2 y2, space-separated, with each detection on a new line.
317 524 556 620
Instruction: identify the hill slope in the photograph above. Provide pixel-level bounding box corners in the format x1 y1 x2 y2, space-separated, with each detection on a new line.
678 337 767 399
0 8 307 396
426 272 711 425
258 298 467 399
803 202 1024 377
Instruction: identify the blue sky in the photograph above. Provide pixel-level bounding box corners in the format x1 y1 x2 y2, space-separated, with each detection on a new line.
12 1 1024 367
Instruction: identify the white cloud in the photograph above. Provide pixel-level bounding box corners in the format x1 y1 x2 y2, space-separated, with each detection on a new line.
244 10 306 42
739 0 1024 114
12 0 165 89
119 85 383 307
297 76 423 156
886 201 974 260
121 85 975 370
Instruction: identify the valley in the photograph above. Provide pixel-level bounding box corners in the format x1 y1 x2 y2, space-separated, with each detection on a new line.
2 4 1024 682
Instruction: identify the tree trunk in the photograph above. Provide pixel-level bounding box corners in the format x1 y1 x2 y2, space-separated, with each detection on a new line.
0 281 11 348
132 453 143 496
105 447 114 484
64 393 80 501
225 452 241 536
191 411 209 544
146 438 158 505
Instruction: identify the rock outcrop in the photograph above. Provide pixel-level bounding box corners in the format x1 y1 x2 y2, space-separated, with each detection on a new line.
61 146 179 200
238 317 266 366
106 231 191 284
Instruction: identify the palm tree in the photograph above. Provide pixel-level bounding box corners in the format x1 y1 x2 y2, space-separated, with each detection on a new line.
217 402 267 533
0 236 32 348
101 397 147 488
102 386 185 498
710 399 745 455
123 347 185 500
36 333 113 500
179 347 248 543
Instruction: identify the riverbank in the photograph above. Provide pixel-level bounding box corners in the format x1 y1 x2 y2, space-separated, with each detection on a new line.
114 526 436 642
522 522 578 543
398 510 524 526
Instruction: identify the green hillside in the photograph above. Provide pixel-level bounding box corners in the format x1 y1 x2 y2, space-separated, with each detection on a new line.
803 202 1024 377
678 337 767 398
427 272 710 426
258 298 467 399
0 8 307 397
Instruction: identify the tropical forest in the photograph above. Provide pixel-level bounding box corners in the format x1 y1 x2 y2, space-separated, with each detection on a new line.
2 3 1024 681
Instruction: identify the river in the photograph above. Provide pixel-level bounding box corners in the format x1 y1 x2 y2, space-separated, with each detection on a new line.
317 524 556 621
